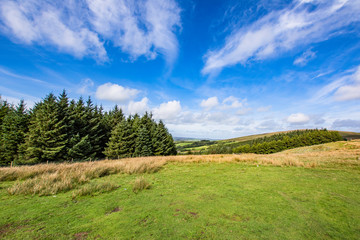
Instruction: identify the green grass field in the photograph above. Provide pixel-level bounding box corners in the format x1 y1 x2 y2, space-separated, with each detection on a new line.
1 141 360 239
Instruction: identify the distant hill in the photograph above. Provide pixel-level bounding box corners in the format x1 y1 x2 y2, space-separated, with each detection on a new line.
174 137 217 141
223 130 360 142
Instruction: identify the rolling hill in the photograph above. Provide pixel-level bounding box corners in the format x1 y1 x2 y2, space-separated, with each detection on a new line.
223 130 360 143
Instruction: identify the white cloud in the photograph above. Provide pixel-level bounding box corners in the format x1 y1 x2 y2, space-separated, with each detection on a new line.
200 96 219 109
334 66 360 101
87 0 181 63
222 96 244 109
153 100 181 120
202 0 360 74
293 48 316 66
287 113 310 124
95 83 140 103
314 65 360 102
0 0 107 61
0 0 181 63
127 97 149 115
334 85 360 101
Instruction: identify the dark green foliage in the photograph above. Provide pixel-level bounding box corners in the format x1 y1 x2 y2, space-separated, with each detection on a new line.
0 91 176 165
164 134 177 155
134 125 153 157
22 94 67 164
105 105 125 130
232 129 343 154
0 100 29 165
0 96 11 136
68 134 93 161
104 119 135 159
153 120 170 155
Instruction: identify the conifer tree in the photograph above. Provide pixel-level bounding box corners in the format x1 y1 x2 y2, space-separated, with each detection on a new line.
106 105 125 130
67 98 89 160
152 120 170 155
22 94 67 164
0 100 29 165
68 134 92 161
0 96 10 134
134 125 153 157
57 90 70 160
104 119 135 159
164 133 177 155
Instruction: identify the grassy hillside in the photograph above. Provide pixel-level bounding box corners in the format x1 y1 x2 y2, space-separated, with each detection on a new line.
176 130 360 154
0 140 360 239
225 130 360 142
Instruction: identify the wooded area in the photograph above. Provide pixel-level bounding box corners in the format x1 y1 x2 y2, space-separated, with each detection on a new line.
0 91 177 166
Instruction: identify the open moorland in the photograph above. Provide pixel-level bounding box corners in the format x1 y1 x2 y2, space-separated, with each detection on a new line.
0 140 359 239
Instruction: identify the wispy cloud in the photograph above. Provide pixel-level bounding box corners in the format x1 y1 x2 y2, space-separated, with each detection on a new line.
313 65 360 102
293 48 316 66
0 0 181 63
77 78 95 95
0 66 63 90
202 0 360 74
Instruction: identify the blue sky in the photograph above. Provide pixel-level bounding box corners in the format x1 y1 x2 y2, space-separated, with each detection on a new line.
0 0 360 139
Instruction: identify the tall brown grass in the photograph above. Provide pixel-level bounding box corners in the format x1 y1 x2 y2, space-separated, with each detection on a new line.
1 140 359 196
3 158 165 196
132 176 151 193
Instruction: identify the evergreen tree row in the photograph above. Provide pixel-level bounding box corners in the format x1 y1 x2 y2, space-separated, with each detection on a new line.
232 129 343 154
0 92 176 166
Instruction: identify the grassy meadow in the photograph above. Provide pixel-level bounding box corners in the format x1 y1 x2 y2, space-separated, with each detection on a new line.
1 140 360 239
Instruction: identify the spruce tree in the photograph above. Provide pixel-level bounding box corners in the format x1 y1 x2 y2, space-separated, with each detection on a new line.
22 94 67 164
0 100 29 165
134 125 153 157
0 96 10 134
67 98 89 160
164 133 177 155
57 90 70 160
106 105 125 130
104 119 135 159
152 120 170 155
68 134 93 161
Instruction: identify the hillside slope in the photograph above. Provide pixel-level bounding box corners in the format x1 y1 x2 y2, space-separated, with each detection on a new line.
224 130 360 142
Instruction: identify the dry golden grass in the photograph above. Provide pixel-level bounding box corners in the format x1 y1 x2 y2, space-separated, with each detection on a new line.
72 182 119 198
3 158 165 196
132 176 151 193
1 140 359 196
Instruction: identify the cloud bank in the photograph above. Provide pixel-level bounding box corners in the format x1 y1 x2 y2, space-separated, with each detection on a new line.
0 0 181 63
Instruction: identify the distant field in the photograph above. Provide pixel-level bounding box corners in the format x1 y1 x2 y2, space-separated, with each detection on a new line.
0 140 360 239
175 130 360 154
